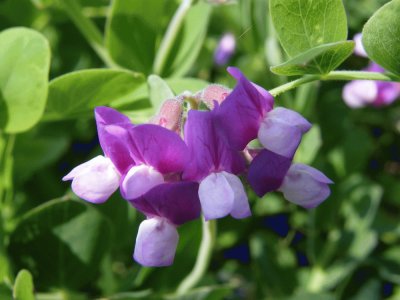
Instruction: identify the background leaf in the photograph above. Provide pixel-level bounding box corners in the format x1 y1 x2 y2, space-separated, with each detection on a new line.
269 0 348 57
45 69 144 120
8 199 112 290
0 27 50 133
148 75 175 112
105 0 174 74
13 269 35 300
362 0 400 76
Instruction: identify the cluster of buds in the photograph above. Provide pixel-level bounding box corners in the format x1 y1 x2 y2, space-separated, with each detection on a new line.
63 68 332 267
343 33 400 108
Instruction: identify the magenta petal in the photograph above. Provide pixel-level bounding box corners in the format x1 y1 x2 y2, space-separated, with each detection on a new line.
63 155 120 204
258 107 311 158
215 67 274 150
128 124 188 174
247 149 292 197
279 164 333 209
183 110 245 181
95 106 135 174
375 81 400 106
130 182 201 226
134 218 178 267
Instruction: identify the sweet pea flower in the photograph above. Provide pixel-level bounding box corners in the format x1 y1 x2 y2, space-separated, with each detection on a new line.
183 109 250 220
63 106 134 203
343 63 400 108
214 33 236 66
215 68 330 207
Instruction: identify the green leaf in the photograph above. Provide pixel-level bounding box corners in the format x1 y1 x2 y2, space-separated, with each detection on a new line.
45 69 144 120
165 78 209 95
148 75 175 112
8 199 112 290
362 0 400 76
13 270 35 300
105 0 173 74
0 27 50 133
161 2 212 77
270 41 354 75
269 0 348 57
294 125 322 164
166 285 233 300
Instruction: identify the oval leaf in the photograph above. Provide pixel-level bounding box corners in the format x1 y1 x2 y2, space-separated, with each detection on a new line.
269 0 348 57
8 199 112 290
13 270 35 300
0 27 50 133
270 41 354 76
362 0 400 76
45 69 144 120
148 75 175 112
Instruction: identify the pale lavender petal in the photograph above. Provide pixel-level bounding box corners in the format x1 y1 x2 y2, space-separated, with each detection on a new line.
342 80 378 108
215 67 274 150
247 149 292 197
279 163 333 209
130 182 201 226
183 110 245 181
128 124 189 174
221 172 251 219
198 172 234 220
134 218 178 267
354 33 368 57
95 106 135 174
63 155 120 204
258 107 311 158
214 33 236 66
120 165 164 200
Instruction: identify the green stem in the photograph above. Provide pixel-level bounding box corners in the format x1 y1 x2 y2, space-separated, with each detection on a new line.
58 0 120 69
153 0 193 75
269 71 400 97
176 218 216 295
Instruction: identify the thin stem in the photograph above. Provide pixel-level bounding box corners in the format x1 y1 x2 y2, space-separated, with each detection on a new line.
58 0 120 69
269 71 400 97
153 0 193 75
176 218 216 295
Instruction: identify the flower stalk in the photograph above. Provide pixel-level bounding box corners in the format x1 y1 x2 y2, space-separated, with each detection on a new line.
176 218 216 295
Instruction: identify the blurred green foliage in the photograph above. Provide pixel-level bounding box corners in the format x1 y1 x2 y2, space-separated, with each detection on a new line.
0 0 400 299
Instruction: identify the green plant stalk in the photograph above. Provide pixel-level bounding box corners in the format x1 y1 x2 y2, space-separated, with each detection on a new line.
153 0 193 75
58 0 120 69
176 218 216 295
269 71 400 97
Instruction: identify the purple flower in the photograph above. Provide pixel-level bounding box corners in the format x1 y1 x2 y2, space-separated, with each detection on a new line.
214 33 236 66
183 109 250 220
353 33 368 58
343 63 400 108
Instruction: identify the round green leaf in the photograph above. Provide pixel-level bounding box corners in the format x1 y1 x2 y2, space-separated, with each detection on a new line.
45 69 145 120
13 269 35 300
270 0 348 57
0 27 50 133
362 0 400 76
8 199 112 290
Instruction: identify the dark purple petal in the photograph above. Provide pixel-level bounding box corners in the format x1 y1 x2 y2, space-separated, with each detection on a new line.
215 67 274 150
247 149 292 197
183 110 245 181
279 164 333 209
95 106 135 174
134 218 178 267
130 182 201 226
258 107 311 158
128 124 189 174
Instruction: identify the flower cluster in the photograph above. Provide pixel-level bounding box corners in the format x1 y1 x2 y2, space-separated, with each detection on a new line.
63 68 332 267
343 33 400 108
